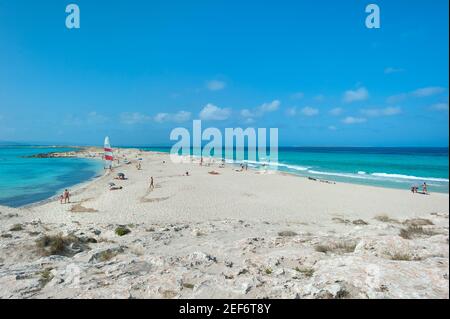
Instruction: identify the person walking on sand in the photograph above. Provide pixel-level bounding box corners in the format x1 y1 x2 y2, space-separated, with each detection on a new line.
149 176 154 190
59 194 64 204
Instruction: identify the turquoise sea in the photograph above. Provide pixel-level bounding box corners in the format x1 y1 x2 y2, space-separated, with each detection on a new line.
140 146 449 193
0 146 104 207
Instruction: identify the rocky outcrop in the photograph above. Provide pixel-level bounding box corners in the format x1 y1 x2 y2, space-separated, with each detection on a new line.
0 213 448 299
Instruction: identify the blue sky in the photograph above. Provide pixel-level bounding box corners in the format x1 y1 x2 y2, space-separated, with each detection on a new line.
0 0 448 146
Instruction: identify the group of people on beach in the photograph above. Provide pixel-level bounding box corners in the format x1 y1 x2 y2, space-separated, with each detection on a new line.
59 189 70 204
411 182 428 194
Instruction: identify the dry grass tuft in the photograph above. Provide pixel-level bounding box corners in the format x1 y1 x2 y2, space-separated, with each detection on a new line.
352 219 368 225
388 252 413 261
36 234 88 257
182 283 195 289
9 224 23 231
295 266 314 277
399 225 437 239
97 250 119 262
403 218 434 227
315 241 357 254
278 230 298 237
374 214 399 223
38 268 54 287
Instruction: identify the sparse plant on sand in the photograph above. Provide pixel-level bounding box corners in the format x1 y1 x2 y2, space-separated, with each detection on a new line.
182 283 195 289
9 224 23 231
388 252 413 261
315 241 357 254
97 250 119 262
402 218 434 227
399 225 437 239
278 230 297 237
38 268 54 287
36 234 87 257
115 226 131 236
295 266 314 277
374 214 399 223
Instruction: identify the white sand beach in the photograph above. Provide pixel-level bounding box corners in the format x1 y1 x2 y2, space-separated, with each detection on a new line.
0 148 448 299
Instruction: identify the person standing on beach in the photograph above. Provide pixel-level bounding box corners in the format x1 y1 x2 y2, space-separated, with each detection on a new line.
149 177 154 190
63 189 70 203
422 182 428 194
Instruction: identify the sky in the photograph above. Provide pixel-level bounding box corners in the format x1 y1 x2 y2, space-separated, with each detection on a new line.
0 0 448 147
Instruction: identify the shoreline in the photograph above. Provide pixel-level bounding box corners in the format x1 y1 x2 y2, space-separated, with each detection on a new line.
0 146 448 209
1 147 447 224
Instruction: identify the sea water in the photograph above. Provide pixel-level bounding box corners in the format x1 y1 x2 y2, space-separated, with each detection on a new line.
0 146 104 207
139 146 449 193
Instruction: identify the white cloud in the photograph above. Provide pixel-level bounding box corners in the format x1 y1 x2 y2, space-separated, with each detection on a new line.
384 67 404 74
343 87 369 103
412 86 446 97
259 100 280 112
430 102 449 111
172 110 192 122
360 107 402 117
240 100 280 118
329 107 343 116
291 92 304 100
386 93 408 104
121 112 151 125
300 106 319 116
199 103 231 121
388 86 447 103
154 110 191 123
154 113 169 123
285 107 297 116
206 80 226 91
328 125 337 130
342 116 367 124
240 109 255 118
